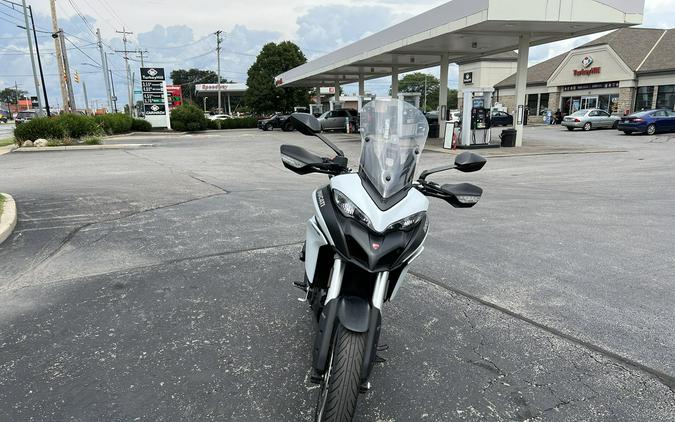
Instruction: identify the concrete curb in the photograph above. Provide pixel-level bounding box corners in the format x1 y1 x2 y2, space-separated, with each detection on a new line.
0 193 17 246
105 131 188 139
0 144 17 156
13 144 155 152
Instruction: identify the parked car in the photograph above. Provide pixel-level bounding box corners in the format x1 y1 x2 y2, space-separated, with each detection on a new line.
258 114 293 132
15 110 37 125
491 111 513 127
318 109 358 132
617 109 675 135
209 114 232 121
562 109 620 131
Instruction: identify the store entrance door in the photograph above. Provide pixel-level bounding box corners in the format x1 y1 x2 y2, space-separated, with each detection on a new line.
581 96 598 110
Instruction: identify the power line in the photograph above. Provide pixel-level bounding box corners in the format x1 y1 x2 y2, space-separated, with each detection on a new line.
64 35 100 66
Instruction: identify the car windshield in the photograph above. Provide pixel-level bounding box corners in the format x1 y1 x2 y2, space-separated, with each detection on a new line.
17 112 33 118
359 99 429 199
571 110 589 116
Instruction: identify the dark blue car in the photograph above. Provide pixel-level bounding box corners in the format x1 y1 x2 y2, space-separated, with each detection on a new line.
617 109 675 135
491 111 513 127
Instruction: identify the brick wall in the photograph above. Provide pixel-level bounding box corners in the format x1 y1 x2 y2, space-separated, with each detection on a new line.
618 87 635 115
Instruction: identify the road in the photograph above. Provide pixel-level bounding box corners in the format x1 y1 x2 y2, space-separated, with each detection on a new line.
0 126 673 421
0 122 14 140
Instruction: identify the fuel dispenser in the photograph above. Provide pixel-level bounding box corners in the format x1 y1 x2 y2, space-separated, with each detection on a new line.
460 88 495 148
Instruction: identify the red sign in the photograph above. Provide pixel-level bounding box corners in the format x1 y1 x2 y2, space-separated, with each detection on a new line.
574 67 601 76
165 85 182 109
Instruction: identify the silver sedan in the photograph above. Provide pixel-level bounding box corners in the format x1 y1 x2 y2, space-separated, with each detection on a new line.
562 109 621 131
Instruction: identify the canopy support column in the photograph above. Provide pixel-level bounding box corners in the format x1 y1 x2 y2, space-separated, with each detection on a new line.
358 69 365 110
391 65 399 97
514 33 530 147
439 53 449 138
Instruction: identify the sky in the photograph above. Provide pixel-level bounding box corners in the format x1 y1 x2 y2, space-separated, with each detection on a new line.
0 0 673 110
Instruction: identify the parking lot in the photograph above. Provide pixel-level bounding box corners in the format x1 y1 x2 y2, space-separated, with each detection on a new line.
1 126 674 421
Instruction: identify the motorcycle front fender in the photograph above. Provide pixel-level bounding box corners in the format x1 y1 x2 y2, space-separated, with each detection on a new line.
313 296 371 374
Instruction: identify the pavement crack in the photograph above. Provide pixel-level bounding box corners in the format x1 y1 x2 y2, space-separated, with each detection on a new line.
188 174 230 193
6 193 228 288
1 240 304 294
410 270 675 392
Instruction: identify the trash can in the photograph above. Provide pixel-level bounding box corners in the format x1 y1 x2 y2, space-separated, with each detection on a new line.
500 129 517 147
428 123 439 139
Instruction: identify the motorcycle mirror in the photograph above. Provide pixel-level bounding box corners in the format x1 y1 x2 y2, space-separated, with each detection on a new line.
289 113 321 136
454 152 487 173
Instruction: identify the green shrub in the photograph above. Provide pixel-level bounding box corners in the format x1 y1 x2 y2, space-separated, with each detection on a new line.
14 117 66 141
208 119 222 130
131 118 152 132
55 113 102 138
170 104 208 132
83 137 102 145
207 117 258 130
95 113 134 135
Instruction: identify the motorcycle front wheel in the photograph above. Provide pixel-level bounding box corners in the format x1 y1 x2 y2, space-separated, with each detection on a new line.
315 324 366 422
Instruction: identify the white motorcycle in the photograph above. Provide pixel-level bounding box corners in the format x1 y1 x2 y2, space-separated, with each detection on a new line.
280 99 486 421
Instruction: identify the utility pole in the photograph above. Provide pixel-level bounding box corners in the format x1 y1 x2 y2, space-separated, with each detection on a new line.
115 27 134 116
135 49 149 67
215 30 222 113
82 80 89 113
14 81 20 112
21 0 43 115
106 53 118 113
423 74 427 111
97 28 112 113
58 29 76 111
49 0 68 112
29 6 50 116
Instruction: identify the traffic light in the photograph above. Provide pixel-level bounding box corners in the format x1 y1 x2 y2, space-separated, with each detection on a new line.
74 71 80 84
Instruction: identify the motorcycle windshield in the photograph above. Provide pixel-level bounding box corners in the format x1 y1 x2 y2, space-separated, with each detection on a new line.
359 99 429 199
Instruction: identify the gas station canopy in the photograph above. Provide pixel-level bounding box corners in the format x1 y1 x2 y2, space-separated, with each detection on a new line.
275 0 644 87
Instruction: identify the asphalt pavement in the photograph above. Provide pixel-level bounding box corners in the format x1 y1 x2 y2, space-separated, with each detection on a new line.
0 126 673 421
0 122 14 140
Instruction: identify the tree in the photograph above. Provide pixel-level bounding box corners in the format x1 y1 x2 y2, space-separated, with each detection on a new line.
394 73 459 111
245 41 309 115
0 87 27 105
170 69 233 103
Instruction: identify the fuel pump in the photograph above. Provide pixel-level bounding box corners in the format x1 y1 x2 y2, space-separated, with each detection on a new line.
460 88 495 148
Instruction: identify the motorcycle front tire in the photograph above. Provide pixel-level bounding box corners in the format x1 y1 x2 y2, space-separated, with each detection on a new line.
315 324 367 422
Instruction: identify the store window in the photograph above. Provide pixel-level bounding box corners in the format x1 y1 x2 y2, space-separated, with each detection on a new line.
539 93 550 114
635 86 654 111
526 94 538 116
598 94 620 113
656 85 675 111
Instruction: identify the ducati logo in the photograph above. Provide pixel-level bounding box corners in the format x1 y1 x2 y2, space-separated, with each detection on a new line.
372 243 381 250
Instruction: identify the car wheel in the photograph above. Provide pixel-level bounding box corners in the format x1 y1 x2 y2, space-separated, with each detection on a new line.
646 124 656 136
264 123 272 131
583 122 592 131
566 127 574 131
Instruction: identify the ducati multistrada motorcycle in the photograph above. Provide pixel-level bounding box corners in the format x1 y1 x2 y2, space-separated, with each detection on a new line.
280 99 486 421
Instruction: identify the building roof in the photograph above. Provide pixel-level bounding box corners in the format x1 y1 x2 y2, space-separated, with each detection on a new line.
638 29 675 74
495 53 568 88
275 0 644 87
495 27 672 88
583 27 666 71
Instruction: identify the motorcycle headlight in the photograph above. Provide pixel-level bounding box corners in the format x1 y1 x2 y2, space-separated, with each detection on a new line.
385 211 426 232
333 189 371 228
